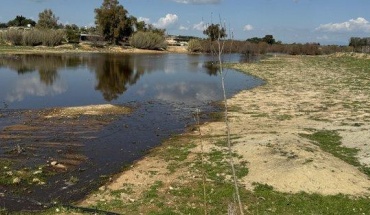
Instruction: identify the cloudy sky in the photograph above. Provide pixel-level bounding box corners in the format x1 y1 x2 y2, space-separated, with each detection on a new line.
1 0 369 45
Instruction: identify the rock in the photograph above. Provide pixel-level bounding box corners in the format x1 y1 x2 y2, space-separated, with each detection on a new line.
12 177 21 184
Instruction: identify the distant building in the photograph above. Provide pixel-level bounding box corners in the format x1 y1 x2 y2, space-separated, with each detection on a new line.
166 35 200 46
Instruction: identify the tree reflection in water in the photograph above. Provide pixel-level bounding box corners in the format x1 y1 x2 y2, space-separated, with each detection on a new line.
0 54 148 101
92 55 140 101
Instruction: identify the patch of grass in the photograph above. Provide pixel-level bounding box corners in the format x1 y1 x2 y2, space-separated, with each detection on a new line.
247 183 370 214
192 149 248 182
251 112 269 118
300 130 370 176
275 114 293 121
144 180 164 200
158 136 196 163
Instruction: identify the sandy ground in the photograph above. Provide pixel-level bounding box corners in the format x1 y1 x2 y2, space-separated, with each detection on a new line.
79 54 370 209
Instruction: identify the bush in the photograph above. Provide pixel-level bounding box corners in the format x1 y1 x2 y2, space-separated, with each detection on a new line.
23 29 43 46
130 31 167 50
40 29 65 46
0 31 4 44
187 39 203 52
3 29 23 45
1 29 65 46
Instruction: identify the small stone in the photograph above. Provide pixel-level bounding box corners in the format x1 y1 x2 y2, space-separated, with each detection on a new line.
13 177 21 184
33 170 42 175
51 161 58 166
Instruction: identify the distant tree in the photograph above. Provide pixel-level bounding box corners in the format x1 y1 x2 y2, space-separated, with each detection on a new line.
36 9 59 29
65 24 80 43
0 22 8 28
262 35 276 45
95 0 134 44
7 15 36 27
246 37 262 44
203 23 227 41
247 35 277 45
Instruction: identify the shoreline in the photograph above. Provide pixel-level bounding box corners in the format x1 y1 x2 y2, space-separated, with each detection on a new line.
0 44 189 55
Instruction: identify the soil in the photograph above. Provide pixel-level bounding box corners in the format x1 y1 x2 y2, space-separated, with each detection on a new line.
79 54 370 209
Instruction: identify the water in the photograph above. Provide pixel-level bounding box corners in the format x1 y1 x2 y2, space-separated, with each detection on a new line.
0 53 264 211
0 53 260 109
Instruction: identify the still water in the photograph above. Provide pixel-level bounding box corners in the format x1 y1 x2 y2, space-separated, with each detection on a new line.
0 53 261 109
0 53 263 211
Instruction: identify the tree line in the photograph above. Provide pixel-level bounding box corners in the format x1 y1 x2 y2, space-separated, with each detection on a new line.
1 0 369 53
0 0 166 49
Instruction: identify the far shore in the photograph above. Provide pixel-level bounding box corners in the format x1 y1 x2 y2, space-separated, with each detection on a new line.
0 44 189 54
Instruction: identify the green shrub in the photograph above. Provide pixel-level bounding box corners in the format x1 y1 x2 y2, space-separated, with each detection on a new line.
130 31 167 50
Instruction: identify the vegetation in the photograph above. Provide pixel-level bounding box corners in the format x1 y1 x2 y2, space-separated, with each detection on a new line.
129 31 167 50
1 28 65 46
246 34 279 45
187 38 351 55
300 130 370 176
203 23 227 41
94 0 133 44
7 15 36 27
36 9 60 29
349 37 370 53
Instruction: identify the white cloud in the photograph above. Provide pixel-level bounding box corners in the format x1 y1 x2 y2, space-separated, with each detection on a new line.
172 0 221 4
153 14 178 28
179 25 189 30
193 21 206 31
243 24 254 31
6 76 67 103
316 17 370 32
316 35 329 41
138 17 150 23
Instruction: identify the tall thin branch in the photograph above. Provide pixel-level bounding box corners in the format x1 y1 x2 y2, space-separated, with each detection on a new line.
217 19 244 215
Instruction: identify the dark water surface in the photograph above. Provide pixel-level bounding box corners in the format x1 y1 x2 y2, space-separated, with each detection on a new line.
0 53 263 211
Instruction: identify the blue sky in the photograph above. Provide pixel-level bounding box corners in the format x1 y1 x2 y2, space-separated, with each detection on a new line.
1 0 369 45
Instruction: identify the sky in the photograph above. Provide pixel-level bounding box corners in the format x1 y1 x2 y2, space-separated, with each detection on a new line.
0 0 369 45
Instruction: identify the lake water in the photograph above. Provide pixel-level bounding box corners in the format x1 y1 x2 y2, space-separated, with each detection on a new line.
0 53 261 110
0 53 264 211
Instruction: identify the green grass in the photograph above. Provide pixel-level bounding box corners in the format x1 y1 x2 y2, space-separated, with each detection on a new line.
247 183 370 215
300 130 370 177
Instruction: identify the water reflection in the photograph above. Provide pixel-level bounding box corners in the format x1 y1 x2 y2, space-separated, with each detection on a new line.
0 53 262 109
91 55 140 101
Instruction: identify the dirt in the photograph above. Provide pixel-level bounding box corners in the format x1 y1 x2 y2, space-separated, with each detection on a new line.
79 54 370 209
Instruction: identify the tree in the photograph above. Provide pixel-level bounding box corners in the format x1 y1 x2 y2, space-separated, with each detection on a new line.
203 23 227 41
95 0 133 44
262 35 276 45
65 24 80 43
0 22 8 28
36 9 59 29
7 15 36 27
